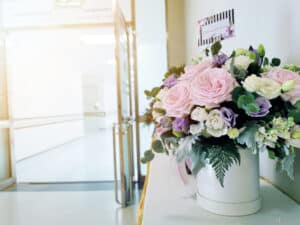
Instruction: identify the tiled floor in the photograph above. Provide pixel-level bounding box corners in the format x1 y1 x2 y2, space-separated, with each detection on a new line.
0 189 139 225
16 128 115 182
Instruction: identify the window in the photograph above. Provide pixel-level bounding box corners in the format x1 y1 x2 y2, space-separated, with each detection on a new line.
56 0 82 7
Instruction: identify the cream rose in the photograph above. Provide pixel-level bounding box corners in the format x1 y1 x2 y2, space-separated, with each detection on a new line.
190 68 236 107
162 81 193 117
206 110 228 137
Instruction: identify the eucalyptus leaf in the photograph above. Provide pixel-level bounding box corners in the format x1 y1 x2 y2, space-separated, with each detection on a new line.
211 41 222 56
151 140 164 153
280 152 295 180
271 58 281 67
237 122 260 152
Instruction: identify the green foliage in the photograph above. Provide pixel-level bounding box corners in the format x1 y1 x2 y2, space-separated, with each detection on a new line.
191 138 241 187
211 41 222 56
247 62 261 74
237 122 260 152
237 93 260 115
280 152 295 180
263 57 269 66
246 51 257 61
144 87 160 99
288 109 300 123
283 64 300 74
232 66 247 82
151 140 165 153
141 150 155 164
268 150 276 160
153 108 166 115
232 87 245 103
164 65 185 79
271 58 281 67
172 130 184 138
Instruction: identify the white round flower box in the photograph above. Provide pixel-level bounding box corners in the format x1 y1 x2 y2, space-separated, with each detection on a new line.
196 149 262 216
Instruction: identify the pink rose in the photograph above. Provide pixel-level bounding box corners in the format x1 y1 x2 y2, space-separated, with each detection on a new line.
180 59 212 81
162 81 193 117
190 67 236 107
264 68 300 104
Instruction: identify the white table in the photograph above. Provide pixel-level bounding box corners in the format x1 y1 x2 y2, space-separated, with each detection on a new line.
141 155 300 225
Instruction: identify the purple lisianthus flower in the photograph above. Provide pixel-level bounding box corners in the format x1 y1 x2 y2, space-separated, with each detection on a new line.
213 53 228 67
220 107 238 127
163 75 177 88
172 117 190 133
250 97 272 117
160 117 172 129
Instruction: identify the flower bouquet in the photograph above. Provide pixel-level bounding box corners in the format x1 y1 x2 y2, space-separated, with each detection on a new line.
141 41 300 215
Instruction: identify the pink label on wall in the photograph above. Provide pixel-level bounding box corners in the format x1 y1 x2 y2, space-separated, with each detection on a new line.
198 9 235 46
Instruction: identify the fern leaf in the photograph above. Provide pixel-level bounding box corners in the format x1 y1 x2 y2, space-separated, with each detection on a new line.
207 143 240 187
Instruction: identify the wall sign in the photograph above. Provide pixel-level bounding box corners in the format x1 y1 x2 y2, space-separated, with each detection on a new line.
198 9 235 46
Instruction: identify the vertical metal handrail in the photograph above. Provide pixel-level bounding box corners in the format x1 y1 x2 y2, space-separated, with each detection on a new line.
112 123 121 205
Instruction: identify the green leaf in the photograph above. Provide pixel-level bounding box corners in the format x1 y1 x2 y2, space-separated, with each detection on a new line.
294 100 300 109
288 109 300 123
268 150 276 160
144 90 152 97
247 102 260 113
207 143 240 187
150 87 161 97
151 140 164 153
280 152 295 180
237 122 260 152
153 108 166 115
271 58 281 67
237 93 259 114
211 41 222 56
231 86 245 103
232 66 247 81
247 51 257 61
172 130 184 138
141 150 155 163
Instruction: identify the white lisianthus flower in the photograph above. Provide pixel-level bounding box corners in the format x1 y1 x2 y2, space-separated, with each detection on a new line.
189 122 205 135
243 74 281 99
257 77 281 100
243 74 262 92
205 110 228 137
225 55 254 71
191 107 208 122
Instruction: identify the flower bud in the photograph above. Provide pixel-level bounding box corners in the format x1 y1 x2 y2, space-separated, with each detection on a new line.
257 44 265 57
281 80 296 92
291 130 300 139
228 128 240 139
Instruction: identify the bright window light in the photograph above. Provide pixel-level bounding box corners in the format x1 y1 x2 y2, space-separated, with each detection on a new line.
80 34 115 45
56 0 82 7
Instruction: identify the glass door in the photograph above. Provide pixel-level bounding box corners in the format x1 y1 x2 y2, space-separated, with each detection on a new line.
0 34 15 190
113 1 135 207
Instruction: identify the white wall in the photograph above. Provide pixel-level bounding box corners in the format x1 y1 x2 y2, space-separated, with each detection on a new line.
135 0 168 175
183 0 300 202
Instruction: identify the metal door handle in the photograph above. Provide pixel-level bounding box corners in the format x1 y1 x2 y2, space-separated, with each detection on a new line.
112 123 122 205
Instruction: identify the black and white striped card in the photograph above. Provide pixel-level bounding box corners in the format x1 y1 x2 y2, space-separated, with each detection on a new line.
198 9 235 47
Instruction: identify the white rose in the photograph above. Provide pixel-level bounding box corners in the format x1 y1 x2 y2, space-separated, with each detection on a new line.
189 122 205 135
206 110 228 137
225 55 254 71
191 107 208 122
